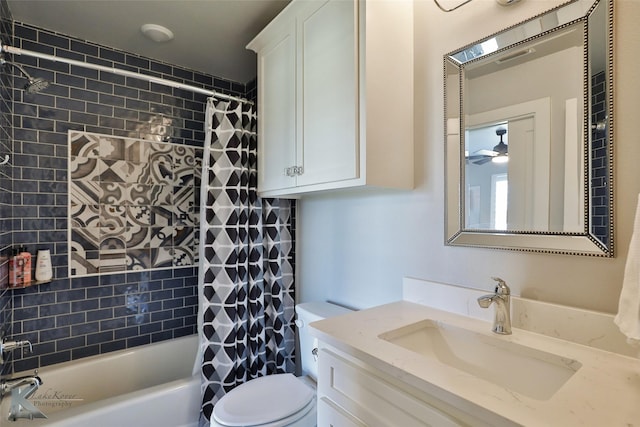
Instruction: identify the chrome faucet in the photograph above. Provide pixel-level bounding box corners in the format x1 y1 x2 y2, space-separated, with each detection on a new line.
0 337 33 364
477 277 512 335
0 371 47 420
0 372 42 398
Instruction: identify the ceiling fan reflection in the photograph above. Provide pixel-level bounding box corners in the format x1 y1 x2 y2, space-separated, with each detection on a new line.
466 127 508 165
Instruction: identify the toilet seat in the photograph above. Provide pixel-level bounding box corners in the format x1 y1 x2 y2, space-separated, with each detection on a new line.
212 373 315 427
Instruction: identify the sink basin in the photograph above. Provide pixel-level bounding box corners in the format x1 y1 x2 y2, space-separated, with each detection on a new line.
379 320 582 400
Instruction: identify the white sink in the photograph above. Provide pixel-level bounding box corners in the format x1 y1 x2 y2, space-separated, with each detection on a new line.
379 320 582 400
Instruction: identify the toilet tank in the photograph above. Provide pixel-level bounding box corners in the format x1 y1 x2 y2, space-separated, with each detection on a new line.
295 302 352 379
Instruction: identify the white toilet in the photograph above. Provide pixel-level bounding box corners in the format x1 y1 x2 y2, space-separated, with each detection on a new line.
210 302 352 427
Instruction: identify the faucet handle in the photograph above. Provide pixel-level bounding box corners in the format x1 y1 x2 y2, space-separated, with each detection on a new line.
0 338 33 365
491 277 510 295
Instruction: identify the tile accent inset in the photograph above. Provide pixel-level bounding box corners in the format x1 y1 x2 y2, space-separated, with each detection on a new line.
69 131 197 276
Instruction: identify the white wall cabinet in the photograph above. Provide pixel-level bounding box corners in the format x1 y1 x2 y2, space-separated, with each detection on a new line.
316 344 501 427
247 0 413 198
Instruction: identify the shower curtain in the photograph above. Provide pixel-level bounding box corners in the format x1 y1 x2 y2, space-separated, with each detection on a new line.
196 97 296 422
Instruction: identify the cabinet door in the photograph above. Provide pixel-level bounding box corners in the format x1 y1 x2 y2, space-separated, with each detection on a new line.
318 349 465 427
257 23 297 193
298 0 358 187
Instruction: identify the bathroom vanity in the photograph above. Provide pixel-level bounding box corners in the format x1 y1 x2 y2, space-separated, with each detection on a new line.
309 278 640 426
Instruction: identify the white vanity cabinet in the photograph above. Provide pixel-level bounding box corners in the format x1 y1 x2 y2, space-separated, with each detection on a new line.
316 344 498 427
246 0 413 197
310 287 640 426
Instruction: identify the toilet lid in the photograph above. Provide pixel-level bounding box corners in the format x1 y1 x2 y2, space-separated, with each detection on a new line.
212 373 314 426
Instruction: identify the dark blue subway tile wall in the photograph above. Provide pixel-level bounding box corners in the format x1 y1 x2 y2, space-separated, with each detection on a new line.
0 19 252 372
246 78 257 103
0 0 14 376
11 268 198 372
591 70 609 247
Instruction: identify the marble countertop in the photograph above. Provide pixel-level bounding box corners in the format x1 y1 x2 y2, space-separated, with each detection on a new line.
309 301 640 426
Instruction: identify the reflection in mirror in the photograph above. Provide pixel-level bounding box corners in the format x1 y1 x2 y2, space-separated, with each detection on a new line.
445 0 613 256
465 124 510 230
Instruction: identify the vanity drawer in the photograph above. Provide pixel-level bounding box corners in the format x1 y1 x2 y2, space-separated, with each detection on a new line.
317 348 464 427
318 397 367 427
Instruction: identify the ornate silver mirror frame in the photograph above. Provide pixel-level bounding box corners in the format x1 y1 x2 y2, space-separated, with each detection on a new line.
444 0 614 256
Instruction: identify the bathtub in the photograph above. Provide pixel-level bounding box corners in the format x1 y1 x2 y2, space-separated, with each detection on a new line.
2 335 201 426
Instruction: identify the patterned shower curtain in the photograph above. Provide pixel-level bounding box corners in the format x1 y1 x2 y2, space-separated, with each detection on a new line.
196 97 296 421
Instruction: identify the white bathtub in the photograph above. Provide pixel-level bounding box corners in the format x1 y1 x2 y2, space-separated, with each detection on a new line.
3 335 201 426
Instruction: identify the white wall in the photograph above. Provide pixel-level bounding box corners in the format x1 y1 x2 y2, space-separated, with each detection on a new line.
297 0 640 314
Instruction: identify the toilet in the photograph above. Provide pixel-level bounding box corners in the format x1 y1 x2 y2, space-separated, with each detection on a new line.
210 302 352 427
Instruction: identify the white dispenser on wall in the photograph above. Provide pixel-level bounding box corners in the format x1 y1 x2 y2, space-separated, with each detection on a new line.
35 249 52 282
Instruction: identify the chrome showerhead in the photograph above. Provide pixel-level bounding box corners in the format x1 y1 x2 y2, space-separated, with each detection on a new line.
24 76 49 94
1 56 49 93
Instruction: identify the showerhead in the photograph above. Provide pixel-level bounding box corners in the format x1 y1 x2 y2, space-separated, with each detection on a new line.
1 57 49 93
24 76 49 94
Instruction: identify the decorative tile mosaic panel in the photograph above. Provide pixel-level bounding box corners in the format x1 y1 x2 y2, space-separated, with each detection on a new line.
69 131 199 276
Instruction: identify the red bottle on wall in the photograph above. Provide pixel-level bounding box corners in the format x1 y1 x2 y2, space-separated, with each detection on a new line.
9 249 24 287
19 246 32 285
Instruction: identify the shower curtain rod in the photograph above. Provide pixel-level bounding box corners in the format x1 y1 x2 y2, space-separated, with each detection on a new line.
0 42 252 104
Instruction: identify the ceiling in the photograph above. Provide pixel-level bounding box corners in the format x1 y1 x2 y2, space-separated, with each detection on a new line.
6 0 292 84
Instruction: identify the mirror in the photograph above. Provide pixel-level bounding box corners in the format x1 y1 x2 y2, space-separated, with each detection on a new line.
445 0 613 256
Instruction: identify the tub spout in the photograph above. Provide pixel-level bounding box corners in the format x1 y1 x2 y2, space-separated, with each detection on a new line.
1 371 47 420
0 372 42 398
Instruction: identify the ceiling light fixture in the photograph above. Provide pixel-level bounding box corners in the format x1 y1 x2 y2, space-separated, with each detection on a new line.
140 24 174 43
